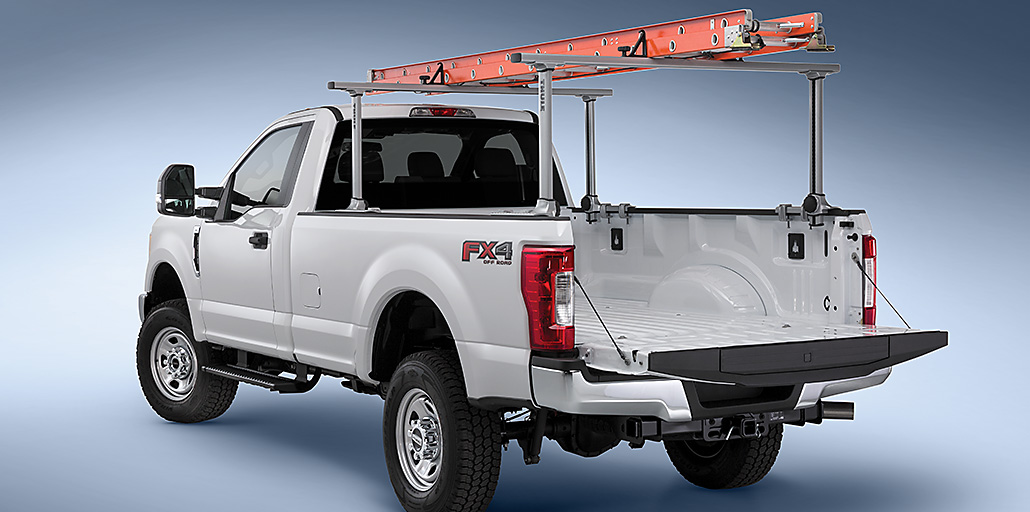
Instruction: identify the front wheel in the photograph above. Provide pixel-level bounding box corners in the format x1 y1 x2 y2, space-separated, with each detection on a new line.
136 299 238 423
383 351 502 512
664 423 783 489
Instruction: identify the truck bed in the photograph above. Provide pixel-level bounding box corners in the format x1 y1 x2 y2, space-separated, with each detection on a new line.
575 297 946 386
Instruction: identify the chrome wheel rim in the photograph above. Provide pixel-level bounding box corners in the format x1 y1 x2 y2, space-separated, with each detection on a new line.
150 327 197 401
396 388 443 491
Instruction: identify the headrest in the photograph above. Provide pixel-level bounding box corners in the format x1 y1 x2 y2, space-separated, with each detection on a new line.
474 148 517 179
336 150 384 183
363 152 384 182
407 152 445 179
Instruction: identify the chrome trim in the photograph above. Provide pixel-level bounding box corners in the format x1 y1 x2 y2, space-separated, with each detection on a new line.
795 367 891 409
530 366 693 422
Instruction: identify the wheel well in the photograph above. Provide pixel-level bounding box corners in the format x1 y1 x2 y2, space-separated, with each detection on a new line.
145 263 186 317
370 291 454 382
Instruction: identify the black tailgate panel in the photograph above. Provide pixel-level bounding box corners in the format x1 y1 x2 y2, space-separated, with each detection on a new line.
648 331 947 386
721 337 889 374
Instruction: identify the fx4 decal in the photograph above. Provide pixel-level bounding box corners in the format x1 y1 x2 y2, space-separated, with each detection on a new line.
462 240 514 265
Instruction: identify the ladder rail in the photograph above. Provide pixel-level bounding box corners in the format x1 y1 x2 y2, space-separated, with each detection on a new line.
369 10 829 87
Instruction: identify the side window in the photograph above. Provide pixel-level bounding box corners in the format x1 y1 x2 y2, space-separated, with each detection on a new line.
225 125 304 220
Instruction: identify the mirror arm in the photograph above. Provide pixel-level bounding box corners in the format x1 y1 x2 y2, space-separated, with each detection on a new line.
196 206 217 220
196 186 223 201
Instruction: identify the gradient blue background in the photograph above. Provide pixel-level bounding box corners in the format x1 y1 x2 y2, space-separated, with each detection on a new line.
2 1 1027 510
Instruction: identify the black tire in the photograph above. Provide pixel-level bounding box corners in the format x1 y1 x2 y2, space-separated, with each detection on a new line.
664 424 783 489
136 299 238 423
383 350 502 512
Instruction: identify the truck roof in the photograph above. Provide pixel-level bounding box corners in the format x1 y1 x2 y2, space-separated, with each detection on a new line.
285 103 535 124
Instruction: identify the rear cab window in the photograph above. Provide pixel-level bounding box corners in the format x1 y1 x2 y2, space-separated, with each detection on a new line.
315 117 566 210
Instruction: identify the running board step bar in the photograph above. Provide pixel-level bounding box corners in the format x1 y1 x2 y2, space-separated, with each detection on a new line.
202 364 321 393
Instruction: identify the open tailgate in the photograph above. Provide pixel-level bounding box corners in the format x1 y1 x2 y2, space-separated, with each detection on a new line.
574 298 947 386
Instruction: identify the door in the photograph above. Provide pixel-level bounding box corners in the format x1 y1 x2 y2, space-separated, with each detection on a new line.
200 122 310 352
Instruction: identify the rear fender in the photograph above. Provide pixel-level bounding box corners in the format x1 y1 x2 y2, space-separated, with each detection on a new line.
353 245 479 377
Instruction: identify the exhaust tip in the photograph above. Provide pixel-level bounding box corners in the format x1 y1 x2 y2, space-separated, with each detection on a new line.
820 401 855 420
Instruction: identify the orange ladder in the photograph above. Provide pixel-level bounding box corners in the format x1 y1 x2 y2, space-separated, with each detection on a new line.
369 10 831 87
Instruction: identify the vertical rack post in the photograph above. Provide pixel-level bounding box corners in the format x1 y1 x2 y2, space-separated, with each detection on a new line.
809 75 823 198
534 66 555 216
583 96 599 222
802 70 832 218
349 91 368 210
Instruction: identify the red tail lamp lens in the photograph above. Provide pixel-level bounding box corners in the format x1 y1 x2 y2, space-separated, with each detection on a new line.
862 235 877 325
521 246 575 351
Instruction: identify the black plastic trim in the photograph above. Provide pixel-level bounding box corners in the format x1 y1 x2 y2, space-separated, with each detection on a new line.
297 211 570 221
285 105 344 122
681 382 803 420
468 397 535 411
277 121 313 208
648 330 947 387
320 105 344 122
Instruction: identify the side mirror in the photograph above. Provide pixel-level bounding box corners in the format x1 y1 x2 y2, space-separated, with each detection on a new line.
157 164 195 216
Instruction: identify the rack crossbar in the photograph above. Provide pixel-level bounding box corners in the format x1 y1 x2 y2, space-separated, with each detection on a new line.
327 81 613 98
510 53 839 75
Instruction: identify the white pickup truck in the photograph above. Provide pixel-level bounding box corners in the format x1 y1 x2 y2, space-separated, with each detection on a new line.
138 14 946 512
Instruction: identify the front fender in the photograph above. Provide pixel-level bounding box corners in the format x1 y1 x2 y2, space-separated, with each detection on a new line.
145 217 205 336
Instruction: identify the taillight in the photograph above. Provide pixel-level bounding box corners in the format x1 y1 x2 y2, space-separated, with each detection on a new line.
521 246 575 351
409 107 475 117
862 235 877 325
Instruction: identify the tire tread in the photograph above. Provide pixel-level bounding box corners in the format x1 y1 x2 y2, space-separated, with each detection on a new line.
136 299 238 423
386 350 502 512
665 423 782 489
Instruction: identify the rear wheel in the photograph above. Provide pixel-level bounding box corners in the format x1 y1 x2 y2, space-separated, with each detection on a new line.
136 299 238 423
383 351 502 512
664 424 783 489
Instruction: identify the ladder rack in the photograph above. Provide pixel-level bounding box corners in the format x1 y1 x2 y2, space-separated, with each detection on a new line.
329 10 840 220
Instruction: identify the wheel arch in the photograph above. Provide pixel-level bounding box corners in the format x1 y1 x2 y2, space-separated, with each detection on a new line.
352 247 485 383
144 261 186 317
144 218 205 333
368 289 457 384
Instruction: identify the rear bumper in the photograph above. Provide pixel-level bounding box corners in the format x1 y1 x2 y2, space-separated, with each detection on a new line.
530 360 892 422
531 365 693 422
530 329 945 421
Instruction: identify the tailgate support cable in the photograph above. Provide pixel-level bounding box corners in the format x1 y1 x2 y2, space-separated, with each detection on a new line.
851 254 911 329
574 276 631 366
